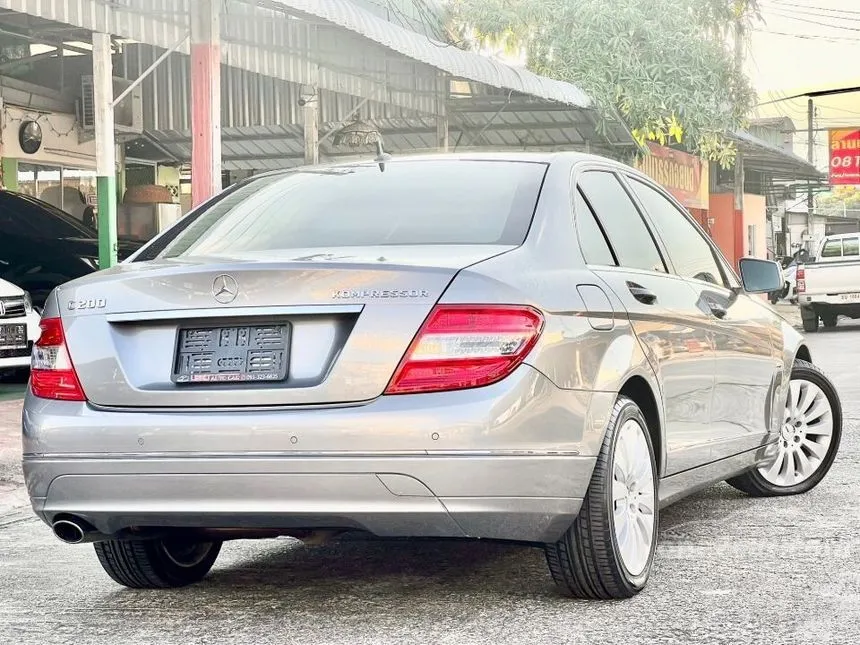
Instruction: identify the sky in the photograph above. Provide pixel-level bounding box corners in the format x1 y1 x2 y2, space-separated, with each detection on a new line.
747 0 860 167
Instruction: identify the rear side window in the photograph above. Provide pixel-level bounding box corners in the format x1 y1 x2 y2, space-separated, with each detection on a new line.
573 188 615 266
843 237 859 257
821 240 842 258
577 171 666 273
158 161 548 258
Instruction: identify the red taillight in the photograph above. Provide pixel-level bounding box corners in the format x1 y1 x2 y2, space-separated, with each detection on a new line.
384 305 544 395
797 266 806 293
30 318 86 401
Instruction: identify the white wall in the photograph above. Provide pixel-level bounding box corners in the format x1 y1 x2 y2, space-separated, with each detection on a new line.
1 106 96 169
743 194 767 259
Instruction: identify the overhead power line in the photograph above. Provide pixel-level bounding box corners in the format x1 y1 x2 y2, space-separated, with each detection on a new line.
768 0 860 18
762 0 860 22
762 8 860 32
756 85 860 107
754 28 860 42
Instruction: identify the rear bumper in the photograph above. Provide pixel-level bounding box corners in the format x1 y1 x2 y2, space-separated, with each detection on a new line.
800 294 860 312
23 365 614 543
0 352 30 369
26 455 591 543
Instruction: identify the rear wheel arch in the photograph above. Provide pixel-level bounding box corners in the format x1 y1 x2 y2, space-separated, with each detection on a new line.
618 376 663 477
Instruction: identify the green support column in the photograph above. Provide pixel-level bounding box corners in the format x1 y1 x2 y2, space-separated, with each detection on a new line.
1 158 18 190
97 174 117 266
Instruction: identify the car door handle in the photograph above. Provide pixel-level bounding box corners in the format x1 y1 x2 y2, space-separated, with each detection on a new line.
707 301 728 319
626 282 657 305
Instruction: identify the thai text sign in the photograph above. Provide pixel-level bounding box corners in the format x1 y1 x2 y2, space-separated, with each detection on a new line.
635 143 709 210
829 129 860 185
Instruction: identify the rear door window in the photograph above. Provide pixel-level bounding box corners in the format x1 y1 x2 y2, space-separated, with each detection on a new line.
577 171 666 273
821 239 843 258
628 179 726 287
843 237 859 257
157 161 548 259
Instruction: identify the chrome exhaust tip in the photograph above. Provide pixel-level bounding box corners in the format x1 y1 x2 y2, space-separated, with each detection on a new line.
52 519 86 544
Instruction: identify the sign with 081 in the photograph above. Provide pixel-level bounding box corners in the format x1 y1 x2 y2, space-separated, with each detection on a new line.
829 129 860 185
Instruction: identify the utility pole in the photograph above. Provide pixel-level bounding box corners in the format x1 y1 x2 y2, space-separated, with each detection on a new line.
302 83 319 165
436 73 449 152
733 12 745 260
807 98 815 249
93 32 117 269
190 0 222 206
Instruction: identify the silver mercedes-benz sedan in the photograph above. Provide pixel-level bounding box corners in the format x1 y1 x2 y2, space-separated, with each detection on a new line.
23 153 841 599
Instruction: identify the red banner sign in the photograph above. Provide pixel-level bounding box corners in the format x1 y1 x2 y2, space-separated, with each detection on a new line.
829 129 860 185
634 143 709 210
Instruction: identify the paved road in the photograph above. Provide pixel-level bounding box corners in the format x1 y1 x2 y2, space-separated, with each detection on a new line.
1 320 857 645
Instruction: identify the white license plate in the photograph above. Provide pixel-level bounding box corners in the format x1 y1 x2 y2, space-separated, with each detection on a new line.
0 323 26 349
840 293 860 301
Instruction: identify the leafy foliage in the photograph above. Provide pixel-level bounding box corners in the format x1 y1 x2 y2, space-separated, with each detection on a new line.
818 186 860 216
449 0 760 167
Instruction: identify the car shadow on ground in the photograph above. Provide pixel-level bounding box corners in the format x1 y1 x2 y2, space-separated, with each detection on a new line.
0 368 28 403
110 483 754 601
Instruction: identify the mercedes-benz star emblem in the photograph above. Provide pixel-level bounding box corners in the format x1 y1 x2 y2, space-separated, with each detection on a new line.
212 275 239 304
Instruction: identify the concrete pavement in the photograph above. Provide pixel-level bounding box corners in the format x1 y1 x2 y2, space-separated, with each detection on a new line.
0 400 26 517
0 318 857 645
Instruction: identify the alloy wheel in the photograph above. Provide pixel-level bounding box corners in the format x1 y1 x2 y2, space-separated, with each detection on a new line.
758 379 834 487
160 539 216 568
611 419 656 577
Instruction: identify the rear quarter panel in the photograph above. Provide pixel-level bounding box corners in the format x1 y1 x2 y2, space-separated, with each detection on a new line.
440 159 663 460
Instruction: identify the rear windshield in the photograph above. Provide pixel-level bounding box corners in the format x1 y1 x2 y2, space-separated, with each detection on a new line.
154 160 547 259
0 193 96 240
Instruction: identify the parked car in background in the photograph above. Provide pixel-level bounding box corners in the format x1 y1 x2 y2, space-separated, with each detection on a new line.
0 277 40 374
0 191 143 307
23 154 842 600
796 232 860 331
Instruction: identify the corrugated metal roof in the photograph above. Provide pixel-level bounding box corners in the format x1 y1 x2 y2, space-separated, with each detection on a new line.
0 0 589 114
137 106 628 172
269 0 593 109
729 130 824 181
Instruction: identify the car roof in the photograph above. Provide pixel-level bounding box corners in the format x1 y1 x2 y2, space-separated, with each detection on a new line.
249 151 632 180
822 232 859 240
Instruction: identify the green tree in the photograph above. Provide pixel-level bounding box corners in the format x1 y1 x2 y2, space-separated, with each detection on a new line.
818 186 860 217
449 0 760 167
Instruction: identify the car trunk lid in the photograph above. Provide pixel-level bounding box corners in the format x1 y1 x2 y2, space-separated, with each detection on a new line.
58 245 513 408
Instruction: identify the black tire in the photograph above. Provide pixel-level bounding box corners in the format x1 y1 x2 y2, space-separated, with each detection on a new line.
727 359 841 497
93 538 222 589
821 314 838 328
544 396 658 600
800 308 819 333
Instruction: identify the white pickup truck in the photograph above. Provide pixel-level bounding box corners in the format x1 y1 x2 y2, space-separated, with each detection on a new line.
796 232 860 332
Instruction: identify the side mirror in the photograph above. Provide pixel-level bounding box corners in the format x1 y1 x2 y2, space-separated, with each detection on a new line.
738 257 783 294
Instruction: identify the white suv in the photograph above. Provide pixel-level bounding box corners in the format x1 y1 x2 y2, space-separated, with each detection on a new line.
0 278 40 372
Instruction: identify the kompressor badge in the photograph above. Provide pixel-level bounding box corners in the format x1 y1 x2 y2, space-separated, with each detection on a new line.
332 289 430 299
